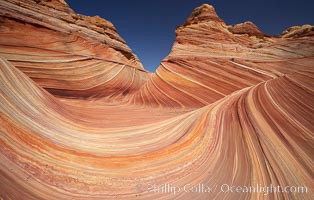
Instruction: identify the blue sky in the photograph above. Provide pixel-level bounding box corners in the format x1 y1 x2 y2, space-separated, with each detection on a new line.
66 0 314 72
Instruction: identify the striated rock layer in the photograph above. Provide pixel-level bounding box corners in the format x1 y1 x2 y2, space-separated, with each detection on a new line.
0 1 313 200
130 4 314 108
0 0 148 99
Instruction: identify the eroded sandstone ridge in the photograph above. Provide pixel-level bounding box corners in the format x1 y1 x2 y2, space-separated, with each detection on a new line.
130 4 314 108
0 1 313 199
0 0 148 99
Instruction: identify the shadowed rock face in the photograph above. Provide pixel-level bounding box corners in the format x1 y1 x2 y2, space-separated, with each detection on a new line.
0 1 313 200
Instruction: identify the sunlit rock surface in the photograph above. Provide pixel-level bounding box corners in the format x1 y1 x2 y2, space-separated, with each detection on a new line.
227 21 262 36
131 4 314 108
0 1 313 199
0 0 147 99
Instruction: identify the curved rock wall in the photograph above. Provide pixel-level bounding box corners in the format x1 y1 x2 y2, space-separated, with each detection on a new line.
0 0 148 98
130 4 314 108
0 1 313 200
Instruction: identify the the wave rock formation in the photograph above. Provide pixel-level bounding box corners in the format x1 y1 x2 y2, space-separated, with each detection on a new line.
0 1 313 199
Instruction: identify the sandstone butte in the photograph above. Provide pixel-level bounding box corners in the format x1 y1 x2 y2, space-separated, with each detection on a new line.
0 0 313 199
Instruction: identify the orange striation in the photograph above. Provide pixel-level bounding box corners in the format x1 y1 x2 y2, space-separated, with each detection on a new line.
0 1 313 199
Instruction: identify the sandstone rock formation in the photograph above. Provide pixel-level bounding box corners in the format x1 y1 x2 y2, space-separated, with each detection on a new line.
227 21 263 36
0 1 313 200
130 4 314 108
281 24 314 38
0 0 148 99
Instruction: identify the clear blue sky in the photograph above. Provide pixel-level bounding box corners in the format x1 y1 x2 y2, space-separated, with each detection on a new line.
66 0 314 72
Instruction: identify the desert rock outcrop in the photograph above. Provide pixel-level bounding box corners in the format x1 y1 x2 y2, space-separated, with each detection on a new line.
0 1 313 200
